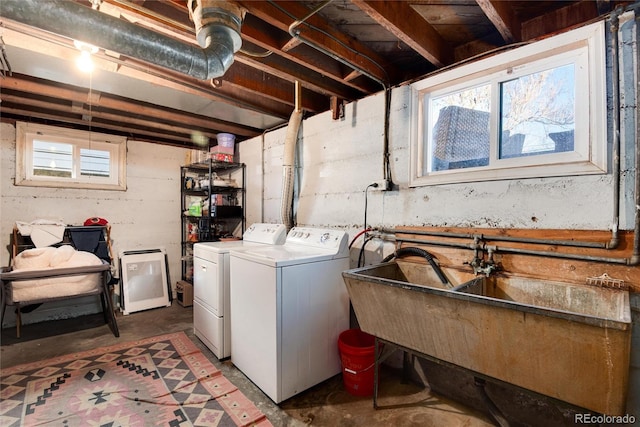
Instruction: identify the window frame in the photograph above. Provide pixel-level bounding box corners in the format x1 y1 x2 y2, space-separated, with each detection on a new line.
409 21 607 187
16 122 127 191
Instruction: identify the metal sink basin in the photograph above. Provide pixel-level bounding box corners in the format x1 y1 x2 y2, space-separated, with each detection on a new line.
342 261 632 415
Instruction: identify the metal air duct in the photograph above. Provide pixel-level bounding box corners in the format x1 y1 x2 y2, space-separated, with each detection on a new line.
0 0 244 80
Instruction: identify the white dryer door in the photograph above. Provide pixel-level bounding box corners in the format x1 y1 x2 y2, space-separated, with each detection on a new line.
193 254 223 316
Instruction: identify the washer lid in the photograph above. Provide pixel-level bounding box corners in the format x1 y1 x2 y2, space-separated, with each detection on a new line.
193 223 286 256
230 244 345 267
194 239 259 257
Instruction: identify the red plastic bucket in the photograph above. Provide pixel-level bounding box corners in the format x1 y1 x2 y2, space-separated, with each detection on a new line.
338 328 377 396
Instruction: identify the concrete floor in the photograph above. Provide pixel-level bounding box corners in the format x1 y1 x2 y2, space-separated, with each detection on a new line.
0 303 494 427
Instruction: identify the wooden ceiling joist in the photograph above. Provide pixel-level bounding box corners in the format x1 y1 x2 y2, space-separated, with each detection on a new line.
238 0 390 85
475 0 522 43
352 0 454 68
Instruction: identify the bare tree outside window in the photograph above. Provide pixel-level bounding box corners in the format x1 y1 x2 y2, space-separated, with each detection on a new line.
500 64 575 158
412 22 605 186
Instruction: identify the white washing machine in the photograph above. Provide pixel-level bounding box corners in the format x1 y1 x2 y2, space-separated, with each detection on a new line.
229 226 350 403
193 223 286 359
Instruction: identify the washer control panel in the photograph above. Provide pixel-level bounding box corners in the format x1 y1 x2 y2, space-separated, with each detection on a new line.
286 227 348 254
243 223 287 244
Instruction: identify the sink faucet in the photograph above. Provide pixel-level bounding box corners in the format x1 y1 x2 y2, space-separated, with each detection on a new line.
465 243 499 277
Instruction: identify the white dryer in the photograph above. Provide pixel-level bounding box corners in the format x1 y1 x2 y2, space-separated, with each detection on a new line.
193 223 286 359
229 227 350 403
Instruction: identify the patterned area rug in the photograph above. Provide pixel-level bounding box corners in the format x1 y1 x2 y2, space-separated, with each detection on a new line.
0 332 272 426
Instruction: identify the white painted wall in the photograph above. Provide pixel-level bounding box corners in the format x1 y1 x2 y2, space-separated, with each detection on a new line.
235 16 638 258
1 123 186 325
239 86 618 252
235 16 639 417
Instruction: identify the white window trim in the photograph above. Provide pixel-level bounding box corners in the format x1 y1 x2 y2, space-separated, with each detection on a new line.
409 21 607 187
16 122 127 191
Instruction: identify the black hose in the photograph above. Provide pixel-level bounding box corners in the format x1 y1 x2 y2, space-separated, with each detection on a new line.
358 235 376 268
382 247 450 285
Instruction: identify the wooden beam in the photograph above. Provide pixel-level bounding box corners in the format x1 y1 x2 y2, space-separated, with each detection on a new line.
221 62 328 113
330 96 345 121
236 48 367 100
521 0 600 41
1 93 215 140
352 0 454 68
240 14 378 93
238 0 390 84
475 0 521 43
115 57 294 120
1 106 196 146
1 74 263 138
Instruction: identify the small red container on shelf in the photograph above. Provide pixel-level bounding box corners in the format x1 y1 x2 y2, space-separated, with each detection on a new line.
210 152 234 162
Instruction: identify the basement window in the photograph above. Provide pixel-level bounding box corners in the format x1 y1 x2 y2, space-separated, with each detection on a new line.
409 22 607 187
16 122 127 190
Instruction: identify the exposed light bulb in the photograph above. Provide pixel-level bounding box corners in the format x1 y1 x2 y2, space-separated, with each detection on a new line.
76 50 95 72
76 50 94 73
73 40 98 73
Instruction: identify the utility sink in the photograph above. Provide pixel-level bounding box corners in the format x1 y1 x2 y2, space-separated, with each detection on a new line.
342 261 632 415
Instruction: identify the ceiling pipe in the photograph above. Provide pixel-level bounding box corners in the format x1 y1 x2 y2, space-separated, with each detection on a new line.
0 0 244 80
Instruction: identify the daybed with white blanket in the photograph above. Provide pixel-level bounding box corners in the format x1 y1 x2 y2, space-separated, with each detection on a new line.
1 231 119 338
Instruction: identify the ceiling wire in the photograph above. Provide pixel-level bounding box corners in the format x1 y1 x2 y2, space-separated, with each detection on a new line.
268 0 390 84
238 47 273 58
271 0 394 188
87 65 93 149
0 35 12 78
273 0 395 186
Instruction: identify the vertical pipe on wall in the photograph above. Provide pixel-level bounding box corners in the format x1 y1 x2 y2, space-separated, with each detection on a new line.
632 10 640 262
608 9 622 249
